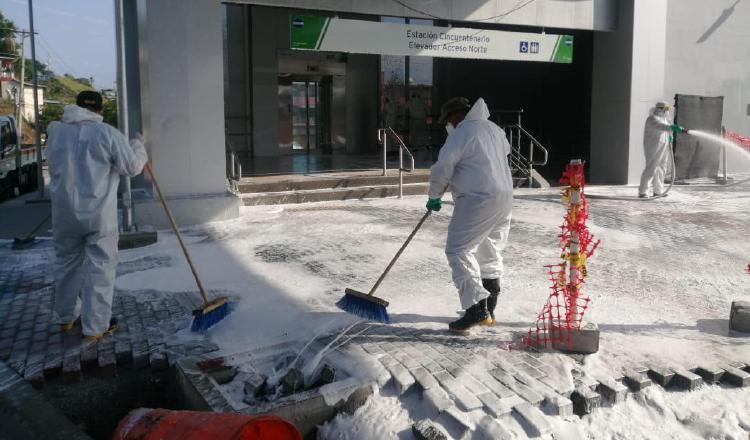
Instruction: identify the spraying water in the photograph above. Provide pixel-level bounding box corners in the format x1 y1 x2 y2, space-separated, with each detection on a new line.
687 130 750 164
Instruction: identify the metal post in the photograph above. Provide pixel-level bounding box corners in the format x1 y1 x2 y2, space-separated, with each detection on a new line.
16 34 25 143
382 130 387 176
567 159 582 326
115 0 134 231
528 140 534 188
721 126 728 184
398 144 403 199
28 0 44 199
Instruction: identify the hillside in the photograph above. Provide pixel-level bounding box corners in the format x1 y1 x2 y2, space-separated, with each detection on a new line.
47 75 95 103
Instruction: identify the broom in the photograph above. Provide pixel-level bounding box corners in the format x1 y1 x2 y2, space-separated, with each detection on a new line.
145 163 231 332
12 213 51 250
337 209 433 323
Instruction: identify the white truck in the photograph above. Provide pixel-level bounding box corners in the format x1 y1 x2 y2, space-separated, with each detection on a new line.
0 115 41 200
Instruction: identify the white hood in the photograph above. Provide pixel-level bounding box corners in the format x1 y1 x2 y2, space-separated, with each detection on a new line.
61 104 104 124
464 97 491 122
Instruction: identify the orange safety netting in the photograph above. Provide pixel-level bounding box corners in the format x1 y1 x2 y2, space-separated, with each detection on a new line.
523 161 600 350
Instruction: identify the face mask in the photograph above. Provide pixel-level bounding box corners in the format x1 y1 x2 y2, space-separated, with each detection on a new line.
445 123 455 135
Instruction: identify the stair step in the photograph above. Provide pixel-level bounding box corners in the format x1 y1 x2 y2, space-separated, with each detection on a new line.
238 173 429 193
241 183 428 206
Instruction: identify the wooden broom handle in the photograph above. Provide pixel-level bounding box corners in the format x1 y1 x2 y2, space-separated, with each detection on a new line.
368 210 432 296
145 163 211 306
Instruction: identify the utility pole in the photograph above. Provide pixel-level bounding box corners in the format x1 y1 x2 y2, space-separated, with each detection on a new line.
28 0 44 199
115 0 134 232
16 32 26 143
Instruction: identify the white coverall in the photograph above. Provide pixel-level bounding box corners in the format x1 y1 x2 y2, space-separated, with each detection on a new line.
47 104 147 336
428 98 513 310
638 110 673 196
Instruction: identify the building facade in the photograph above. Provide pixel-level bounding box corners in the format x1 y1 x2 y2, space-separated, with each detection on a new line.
120 0 750 225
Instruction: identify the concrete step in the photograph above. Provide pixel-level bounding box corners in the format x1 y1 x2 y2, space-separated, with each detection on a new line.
238 173 429 194
241 183 429 206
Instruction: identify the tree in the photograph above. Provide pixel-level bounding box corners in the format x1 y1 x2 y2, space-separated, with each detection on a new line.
0 11 19 58
39 103 63 133
102 98 118 128
23 59 53 83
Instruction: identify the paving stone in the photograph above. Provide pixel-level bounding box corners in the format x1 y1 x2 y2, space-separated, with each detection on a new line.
571 384 601 415
490 369 544 405
23 362 44 389
434 372 483 411
97 346 117 378
444 406 474 431
476 415 514 440
721 366 750 387
476 392 513 417
62 354 82 383
412 420 448 440
450 368 489 396
543 395 574 417
647 366 675 388
672 369 702 391
513 401 552 436
423 386 452 413
422 361 443 374
693 365 724 384
131 340 149 369
114 340 132 365
513 371 557 400
380 356 415 394
729 300 750 333
595 376 628 403
80 341 98 369
538 374 574 396
412 366 440 391
472 371 516 398
150 349 168 372
622 368 652 392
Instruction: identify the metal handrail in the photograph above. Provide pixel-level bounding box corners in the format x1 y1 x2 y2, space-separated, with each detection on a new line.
501 123 549 188
225 141 242 190
378 127 415 198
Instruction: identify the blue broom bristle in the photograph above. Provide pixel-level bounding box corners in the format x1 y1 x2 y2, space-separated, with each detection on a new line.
336 293 390 323
191 302 234 332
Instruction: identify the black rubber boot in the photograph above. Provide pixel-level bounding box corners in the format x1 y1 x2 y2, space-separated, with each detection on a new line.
482 278 501 323
449 299 492 334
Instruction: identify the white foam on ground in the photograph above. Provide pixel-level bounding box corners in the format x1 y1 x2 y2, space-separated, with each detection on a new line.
99 185 750 438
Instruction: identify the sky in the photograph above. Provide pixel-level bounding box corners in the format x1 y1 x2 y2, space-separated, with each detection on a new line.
2 0 116 89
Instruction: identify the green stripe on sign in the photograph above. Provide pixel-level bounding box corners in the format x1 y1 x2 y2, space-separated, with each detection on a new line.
290 15 329 50
552 35 574 64
315 17 331 49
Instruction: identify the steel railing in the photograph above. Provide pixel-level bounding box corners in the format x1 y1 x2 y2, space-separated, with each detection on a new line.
378 127 415 198
502 124 549 188
226 142 242 192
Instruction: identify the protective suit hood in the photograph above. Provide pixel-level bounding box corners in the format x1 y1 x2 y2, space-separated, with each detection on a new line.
62 104 104 124
461 98 491 124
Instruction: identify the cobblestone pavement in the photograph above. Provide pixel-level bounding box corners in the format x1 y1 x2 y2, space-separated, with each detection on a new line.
0 241 218 387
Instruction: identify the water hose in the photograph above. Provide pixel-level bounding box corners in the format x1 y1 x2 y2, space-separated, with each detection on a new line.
586 141 676 202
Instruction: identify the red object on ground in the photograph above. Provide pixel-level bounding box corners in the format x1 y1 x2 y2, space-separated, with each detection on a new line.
112 408 302 440
725 128 750 150
523 161 599 350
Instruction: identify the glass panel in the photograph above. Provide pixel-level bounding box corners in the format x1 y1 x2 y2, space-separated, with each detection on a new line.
307 81 317 151
408 19 433 149
380 17 406 135
291 81 307 150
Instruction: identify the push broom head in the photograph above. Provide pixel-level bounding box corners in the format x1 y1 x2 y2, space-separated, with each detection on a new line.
191 296 233 332
11 237 37 250
336 288 390 323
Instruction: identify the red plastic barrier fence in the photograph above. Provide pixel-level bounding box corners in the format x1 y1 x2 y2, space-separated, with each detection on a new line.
524 160 600 350
112 408 302 440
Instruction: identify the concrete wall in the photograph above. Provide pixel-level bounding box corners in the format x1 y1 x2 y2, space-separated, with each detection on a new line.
344 54 378 154
590 0 668 184
665 0 750 169
139 0 228 197
134 0 239 228
229 0 617 31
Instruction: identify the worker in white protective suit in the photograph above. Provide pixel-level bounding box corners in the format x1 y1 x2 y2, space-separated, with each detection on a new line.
638 101 688 198
47 91 148 341
427 97 513 333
